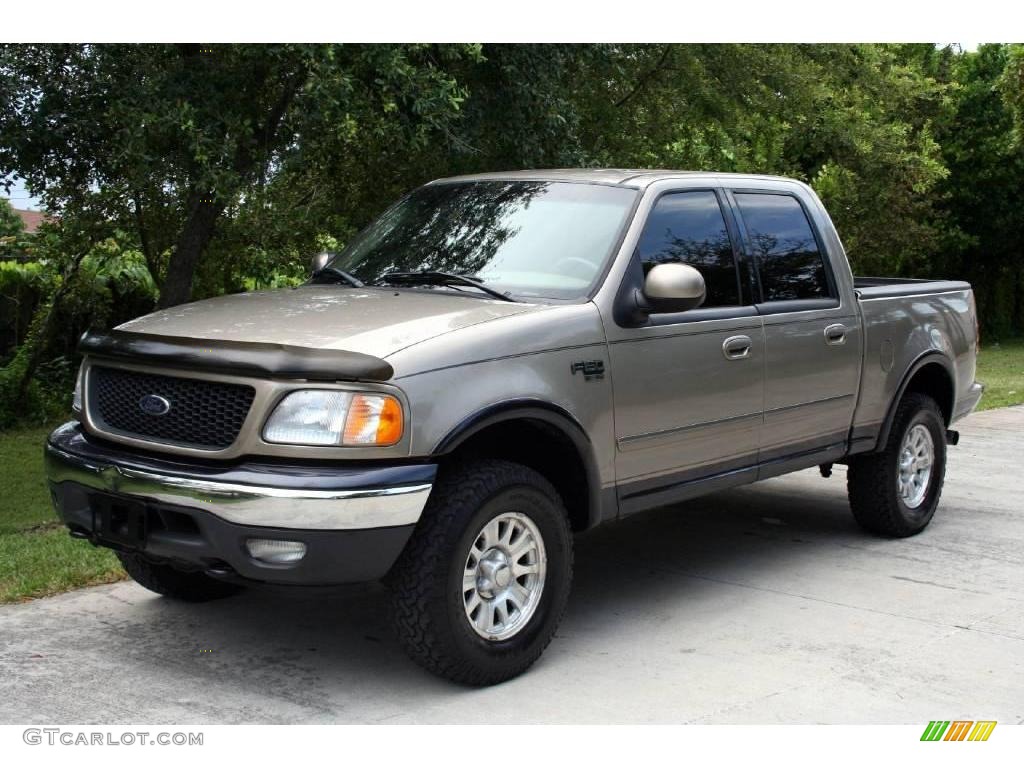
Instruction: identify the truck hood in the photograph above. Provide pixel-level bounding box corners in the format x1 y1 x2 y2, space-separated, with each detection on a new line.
117 286 542 358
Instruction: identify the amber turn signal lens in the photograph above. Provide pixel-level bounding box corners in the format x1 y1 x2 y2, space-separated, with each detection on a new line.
342 394 403 446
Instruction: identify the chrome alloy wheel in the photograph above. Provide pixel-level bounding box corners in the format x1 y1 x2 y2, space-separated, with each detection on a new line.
898 424 934 509
463 511 547 641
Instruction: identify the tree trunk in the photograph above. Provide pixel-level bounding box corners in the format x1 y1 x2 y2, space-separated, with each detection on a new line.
157 192 225 309
154 63 308 309
133 194 164 290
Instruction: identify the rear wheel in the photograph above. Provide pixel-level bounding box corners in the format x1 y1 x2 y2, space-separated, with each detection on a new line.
847 393 947 537
388 459 573 686
117 552 243 602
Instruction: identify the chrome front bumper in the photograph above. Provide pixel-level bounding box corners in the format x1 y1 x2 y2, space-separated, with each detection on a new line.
45 422 435 531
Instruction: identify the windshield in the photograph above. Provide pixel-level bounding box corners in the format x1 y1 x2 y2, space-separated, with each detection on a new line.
329 180 638 300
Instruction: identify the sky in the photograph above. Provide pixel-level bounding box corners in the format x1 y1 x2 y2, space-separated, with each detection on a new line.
2 176 42 211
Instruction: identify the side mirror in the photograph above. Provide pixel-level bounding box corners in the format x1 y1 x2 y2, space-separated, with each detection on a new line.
311 251 331 276
643 263 706 314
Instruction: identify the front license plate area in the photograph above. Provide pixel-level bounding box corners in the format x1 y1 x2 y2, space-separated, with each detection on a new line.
92 494 148 548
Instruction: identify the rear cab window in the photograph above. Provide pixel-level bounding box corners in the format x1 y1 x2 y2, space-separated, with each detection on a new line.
731 192 834 303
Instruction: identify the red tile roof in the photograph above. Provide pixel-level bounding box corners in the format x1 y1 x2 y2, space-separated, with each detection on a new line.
13 208 47 234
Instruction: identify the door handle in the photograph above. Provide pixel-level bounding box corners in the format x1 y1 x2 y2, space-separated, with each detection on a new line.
722 335 752 360
824 324 847 345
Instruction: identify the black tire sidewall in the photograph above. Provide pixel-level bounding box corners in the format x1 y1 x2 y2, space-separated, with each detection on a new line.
890 402 947 528
117 551 242 601
443 480 572 677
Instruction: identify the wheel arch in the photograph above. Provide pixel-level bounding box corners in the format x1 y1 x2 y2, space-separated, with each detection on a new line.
432 399 606 532
875 352 956 451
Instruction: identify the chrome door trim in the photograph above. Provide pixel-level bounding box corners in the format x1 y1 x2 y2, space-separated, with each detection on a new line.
763 392 855 416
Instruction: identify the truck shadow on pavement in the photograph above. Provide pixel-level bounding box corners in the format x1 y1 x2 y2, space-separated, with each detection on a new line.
86 471 872 708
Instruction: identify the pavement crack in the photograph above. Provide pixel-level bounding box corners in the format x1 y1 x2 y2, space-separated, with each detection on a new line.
889 575 992 595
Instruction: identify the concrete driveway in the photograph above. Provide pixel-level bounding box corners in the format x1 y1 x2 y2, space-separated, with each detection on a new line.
2 407 1022 724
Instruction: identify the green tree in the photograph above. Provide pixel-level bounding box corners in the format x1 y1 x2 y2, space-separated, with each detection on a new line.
293 43 954 285
567 44 952 277
0 44 477 308
0 197 28 261
0 198 23 238
1000 43 1024 139
935 44 1024 338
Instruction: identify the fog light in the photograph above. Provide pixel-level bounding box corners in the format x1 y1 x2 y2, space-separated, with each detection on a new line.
245 538 307 564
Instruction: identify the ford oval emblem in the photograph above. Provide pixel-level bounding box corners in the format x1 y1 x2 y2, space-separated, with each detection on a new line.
139 394 171 416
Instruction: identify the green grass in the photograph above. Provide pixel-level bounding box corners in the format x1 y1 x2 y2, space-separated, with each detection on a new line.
1 425 60 532
0 525 124 603
977 338 1024 411
0 424 123 603
0 337 1020 603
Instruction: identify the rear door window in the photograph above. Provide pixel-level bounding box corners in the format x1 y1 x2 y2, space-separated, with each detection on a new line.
733 193 832 302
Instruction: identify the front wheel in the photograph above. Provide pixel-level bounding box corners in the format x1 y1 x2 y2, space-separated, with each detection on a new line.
847 393 947 537
387 459 573 686
117 552 244 602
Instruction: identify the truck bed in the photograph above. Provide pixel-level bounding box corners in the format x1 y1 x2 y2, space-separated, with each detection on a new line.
850 276 978 451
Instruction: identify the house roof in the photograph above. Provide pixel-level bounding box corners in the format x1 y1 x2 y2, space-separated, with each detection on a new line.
12 207 47 234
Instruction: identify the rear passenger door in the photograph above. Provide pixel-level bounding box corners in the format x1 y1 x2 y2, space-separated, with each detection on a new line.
726 187 861 475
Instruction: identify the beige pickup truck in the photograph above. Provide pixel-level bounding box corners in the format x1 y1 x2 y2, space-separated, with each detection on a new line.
46 170 983 685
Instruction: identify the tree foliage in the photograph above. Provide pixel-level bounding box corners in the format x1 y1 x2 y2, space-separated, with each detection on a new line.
0 44 478 306
0 198 22 238
934 44 1024 337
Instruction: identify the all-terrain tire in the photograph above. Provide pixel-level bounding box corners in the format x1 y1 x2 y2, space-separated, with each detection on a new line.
117 552 244 602
387 459 573 686
847 393 947 537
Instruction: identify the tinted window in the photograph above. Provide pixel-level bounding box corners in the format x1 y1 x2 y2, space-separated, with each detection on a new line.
331 181 637 300
733 193 831 301
635 191 740 307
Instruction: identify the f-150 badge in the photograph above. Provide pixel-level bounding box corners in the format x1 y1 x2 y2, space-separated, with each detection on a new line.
570 360 605 380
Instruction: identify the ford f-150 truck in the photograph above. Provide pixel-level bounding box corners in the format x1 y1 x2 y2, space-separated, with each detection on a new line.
45 169 983 685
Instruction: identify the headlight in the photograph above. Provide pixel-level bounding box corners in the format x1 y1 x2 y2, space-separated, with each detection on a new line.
72 365 84 414
263 390 404 447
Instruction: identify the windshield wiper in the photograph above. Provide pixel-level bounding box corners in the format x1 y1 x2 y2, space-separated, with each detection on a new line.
378 271 517 303
310 266 364 287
